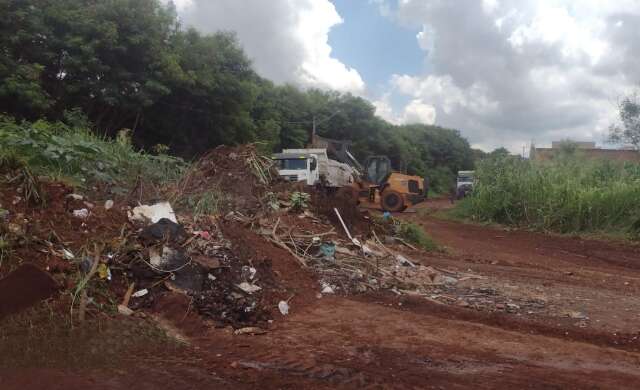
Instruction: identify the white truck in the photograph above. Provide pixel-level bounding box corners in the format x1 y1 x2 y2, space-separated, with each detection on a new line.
272 148 355 188
456 170 475 199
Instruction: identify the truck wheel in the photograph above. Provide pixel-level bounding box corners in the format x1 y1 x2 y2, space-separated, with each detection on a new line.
381 190 405 212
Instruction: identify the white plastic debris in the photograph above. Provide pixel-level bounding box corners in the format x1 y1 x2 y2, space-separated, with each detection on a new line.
66 193 83 201
128 201 177 224
237 282 262 294
321 283 335 294
132 289 149 298
72 208 90 219
249 267 257 280
208 273 217 281
278 300 289 316
396 254 416 267
62 248 75 260
104 200 114 210
149 246 177 268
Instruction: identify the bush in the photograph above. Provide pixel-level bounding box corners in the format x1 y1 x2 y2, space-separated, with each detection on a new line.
457 155 640 237
399 222 439 251
0 115 186 190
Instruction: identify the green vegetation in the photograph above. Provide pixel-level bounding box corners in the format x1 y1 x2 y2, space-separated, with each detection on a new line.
180 189 230 220
0 0 473 190
456 154 640 237
290 191 311 211
0 115 185 190
398 222 439 251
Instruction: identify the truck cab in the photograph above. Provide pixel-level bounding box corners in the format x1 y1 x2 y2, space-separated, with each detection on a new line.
273 148 355 188
272 152 320 186
456 170 475 199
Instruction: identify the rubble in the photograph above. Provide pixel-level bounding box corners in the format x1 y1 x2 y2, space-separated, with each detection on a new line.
0 143 551 335
129 202 177 224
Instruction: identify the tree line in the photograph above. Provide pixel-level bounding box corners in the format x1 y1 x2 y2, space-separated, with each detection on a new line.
0 0 475 191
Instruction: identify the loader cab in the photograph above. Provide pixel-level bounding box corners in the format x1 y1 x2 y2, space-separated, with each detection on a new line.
364 156 392 185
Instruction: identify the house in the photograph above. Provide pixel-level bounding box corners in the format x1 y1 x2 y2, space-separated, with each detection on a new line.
530 141 640 162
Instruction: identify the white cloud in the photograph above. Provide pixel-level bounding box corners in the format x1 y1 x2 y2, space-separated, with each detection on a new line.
380 0 640 152
402 99 437 124
372 95 436 125
176 0 365 94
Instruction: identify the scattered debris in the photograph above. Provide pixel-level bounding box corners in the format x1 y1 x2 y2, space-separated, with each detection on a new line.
129 202 177 224
104 199 114 210
234 327 267 336
72 208 89 219
237 282 262 294
132 289 149 298
278 300 290 315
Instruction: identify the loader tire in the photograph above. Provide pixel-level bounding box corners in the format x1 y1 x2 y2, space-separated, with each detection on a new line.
381 190 405 212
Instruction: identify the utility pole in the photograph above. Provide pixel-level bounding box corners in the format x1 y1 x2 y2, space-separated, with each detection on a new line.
312 115 316 136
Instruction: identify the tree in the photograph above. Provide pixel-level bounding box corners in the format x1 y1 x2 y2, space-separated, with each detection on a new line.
609 93 640 150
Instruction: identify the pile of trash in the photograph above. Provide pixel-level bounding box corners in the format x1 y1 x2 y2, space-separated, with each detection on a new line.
120 203 286 327
1 143 538 333
253 206 469 296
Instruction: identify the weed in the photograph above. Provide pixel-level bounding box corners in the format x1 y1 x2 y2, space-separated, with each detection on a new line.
181 189 229 220
399 222 439 251
290 191 310 211
0 115 186 190
457 155 640 237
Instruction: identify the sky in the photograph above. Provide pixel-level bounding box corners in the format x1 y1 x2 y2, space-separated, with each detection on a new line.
170 0 640 153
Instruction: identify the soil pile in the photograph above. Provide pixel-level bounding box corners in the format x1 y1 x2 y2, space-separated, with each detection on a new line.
169 144 277 214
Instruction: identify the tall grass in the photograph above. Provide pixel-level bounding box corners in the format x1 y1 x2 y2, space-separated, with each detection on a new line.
0 115 186 190
457 154 640 237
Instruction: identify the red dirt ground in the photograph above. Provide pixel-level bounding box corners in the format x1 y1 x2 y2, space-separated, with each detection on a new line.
2 198 640 389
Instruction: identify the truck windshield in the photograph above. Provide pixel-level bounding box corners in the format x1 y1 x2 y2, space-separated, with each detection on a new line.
458 176 473 182
277 159 307 170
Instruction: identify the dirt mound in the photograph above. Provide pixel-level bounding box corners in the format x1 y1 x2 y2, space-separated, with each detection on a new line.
0 179 130 278
0 264 59 320
311 189 372 237
222 222 318 309
170 144 277 214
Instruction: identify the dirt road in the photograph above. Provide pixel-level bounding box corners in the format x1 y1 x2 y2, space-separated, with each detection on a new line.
3 199 640 389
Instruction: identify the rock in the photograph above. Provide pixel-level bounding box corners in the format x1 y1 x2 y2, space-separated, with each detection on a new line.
104 200 114 210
